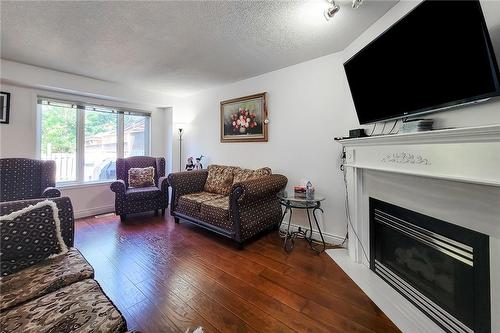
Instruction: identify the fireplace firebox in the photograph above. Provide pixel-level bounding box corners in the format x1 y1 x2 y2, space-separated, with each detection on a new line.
369 198 490 333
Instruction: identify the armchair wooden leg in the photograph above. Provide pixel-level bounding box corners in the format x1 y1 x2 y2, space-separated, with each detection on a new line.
174 217 180 224
154 210 159 216
235 242 244 250
120 214 126 222
161 209 165 216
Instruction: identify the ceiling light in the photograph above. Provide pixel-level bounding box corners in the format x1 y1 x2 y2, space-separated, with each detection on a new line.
352 0 363 9
324 0 340 21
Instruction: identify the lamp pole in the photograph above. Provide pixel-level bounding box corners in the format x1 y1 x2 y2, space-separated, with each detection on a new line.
178 128 183 171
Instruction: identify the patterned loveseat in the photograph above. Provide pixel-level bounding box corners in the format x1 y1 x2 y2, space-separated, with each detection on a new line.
0 158 61 202
0 197 131 332
168 165 287 247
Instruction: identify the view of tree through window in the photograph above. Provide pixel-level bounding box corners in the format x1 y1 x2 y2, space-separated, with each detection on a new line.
39 98 150 184
40 104 77 182
84 110 117 182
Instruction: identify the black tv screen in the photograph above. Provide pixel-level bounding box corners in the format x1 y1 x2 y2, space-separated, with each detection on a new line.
344 0 500 125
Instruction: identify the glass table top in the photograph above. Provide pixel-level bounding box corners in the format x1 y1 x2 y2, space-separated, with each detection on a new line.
277 191 325 203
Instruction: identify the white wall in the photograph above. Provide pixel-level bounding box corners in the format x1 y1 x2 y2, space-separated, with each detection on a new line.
343 0 500 131
0 62 175 218
173 0 500 241
174 52 356 241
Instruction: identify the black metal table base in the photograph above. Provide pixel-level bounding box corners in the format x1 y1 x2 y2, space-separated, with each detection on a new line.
279 202 326 254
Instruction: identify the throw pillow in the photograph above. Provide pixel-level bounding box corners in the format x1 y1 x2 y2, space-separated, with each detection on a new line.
0 200 68 276
204 165 237 196
128 166 155 188
233 167 272 184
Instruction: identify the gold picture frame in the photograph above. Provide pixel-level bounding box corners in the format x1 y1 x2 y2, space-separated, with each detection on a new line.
220 92 268 143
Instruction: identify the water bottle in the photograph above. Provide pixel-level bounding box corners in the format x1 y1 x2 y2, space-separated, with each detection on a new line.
306 181 314 200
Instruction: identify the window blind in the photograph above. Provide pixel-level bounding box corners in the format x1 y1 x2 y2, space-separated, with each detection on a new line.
37 97 151 117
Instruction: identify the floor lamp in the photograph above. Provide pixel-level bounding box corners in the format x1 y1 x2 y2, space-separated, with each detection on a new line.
178 128 183 171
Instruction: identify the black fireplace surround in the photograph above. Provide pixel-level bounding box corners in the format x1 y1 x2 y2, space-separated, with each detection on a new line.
369 198 490 333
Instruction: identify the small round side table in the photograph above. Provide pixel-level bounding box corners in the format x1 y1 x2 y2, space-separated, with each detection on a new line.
277 192 326 254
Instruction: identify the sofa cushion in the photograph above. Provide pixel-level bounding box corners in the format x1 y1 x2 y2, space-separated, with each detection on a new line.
128 166 155 188
1 200 68 276
177 192 224 219
0 247 94 311
233 167 272 184
204 165 238 195
0 279 126 333
126 186 162 200
200 196 232 231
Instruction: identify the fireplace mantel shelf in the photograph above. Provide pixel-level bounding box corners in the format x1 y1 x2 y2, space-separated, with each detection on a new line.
336 124 500 187
336 124 500 146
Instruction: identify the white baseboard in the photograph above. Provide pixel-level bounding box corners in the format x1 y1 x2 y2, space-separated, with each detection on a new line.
279 222 346 246
74 205 115 219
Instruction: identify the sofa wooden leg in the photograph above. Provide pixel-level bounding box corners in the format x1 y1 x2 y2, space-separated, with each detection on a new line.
154 210 159 216
161 209 165 216
120 214 126 222
174 217 180 224
235 242 244 250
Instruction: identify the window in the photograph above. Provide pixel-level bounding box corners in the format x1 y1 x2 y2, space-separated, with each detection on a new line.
38 98 151 184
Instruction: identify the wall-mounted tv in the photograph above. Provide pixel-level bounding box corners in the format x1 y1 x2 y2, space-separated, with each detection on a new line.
344 0 500 125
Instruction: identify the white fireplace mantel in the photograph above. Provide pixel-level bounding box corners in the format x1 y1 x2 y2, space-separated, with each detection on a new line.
339 124 500 187
328 124 500 333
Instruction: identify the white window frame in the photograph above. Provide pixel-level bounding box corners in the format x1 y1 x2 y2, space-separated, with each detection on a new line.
37 96 151 187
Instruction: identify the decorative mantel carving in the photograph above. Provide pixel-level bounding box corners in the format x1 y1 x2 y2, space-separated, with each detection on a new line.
381 152 431 165
337 124 500 187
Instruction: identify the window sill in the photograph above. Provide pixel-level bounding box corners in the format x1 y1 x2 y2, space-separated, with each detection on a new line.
57 180 114 190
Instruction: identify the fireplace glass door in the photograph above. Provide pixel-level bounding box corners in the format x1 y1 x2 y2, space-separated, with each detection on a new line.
369 198 490 333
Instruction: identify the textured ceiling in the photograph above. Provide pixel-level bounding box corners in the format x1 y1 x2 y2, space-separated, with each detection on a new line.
1 0 397 96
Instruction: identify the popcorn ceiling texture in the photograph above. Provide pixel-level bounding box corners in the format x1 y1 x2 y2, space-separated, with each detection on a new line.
0 0 397 96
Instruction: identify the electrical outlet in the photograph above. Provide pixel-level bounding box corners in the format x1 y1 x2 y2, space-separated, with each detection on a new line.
345 149 355 163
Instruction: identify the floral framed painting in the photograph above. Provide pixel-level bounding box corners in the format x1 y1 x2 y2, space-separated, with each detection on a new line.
220 92 268 143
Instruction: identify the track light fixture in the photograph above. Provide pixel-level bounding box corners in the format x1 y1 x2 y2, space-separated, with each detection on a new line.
324 0 340 21
324 0 363 21
352 0 363 9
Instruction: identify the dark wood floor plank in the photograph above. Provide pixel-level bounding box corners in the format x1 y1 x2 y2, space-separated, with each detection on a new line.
126 298 181 333
75 214 400 333
136 278 220 333
174 263 295 333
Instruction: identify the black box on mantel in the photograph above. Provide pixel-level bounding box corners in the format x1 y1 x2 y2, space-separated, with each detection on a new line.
349 128 367 138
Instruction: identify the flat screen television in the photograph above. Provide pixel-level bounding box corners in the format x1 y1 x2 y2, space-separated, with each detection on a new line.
344 0 500 125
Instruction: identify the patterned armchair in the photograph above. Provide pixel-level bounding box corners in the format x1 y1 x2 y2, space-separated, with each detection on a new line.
110 156 168 221
168 165 287 248
0 197 132 332
0 158 61 202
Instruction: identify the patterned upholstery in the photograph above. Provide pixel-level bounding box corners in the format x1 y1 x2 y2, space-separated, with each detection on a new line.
233 167 272 183
169 165 287 245
110 156 168 218
1 200 68 276
0 279 127 333
0 248 94 311
177 192 224 221
128 166 155 188
200 196 232 231
204 165 239 195
0 158 61 202
0 197 74 250
0 197 131 332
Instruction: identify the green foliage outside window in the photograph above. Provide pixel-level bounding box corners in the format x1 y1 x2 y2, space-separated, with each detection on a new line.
41 105 76 154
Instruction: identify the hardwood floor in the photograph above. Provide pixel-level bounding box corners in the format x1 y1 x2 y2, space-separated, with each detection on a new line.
75 213 400 333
